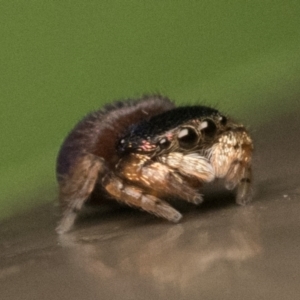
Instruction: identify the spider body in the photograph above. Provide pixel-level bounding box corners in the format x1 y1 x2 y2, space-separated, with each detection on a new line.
56 95 253 233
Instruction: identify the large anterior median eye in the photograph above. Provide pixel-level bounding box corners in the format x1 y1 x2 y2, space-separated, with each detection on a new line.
199 119 217 137
177 127 199 148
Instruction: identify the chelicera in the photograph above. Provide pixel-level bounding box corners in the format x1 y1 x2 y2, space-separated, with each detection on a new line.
56 95 253 233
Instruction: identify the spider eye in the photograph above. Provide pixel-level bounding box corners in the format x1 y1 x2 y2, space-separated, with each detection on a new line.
177 127 199 148
200 119 217 137
219 115 227 126
158 137 171 149
117 137 129 153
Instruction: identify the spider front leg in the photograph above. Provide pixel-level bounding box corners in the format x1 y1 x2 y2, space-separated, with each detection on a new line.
210 130 254 206
103 174 182 222
224 163 253 206
160 152 215 183
235 166 253 205
56 153 106 234
118 153 205 205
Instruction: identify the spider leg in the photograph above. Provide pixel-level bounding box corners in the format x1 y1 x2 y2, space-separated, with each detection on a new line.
235 166 253 205
118 154 205 205
160 152 215 183
224 163 253 205
103 174 182 222
138 162 204 204
56 154 106 234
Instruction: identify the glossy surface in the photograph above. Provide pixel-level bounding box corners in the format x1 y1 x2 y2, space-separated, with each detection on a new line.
1 112 300 300
1 1 300 220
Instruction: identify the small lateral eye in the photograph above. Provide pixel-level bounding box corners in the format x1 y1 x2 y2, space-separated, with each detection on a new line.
177 127 199 148
219 115 227 126
158 137 171 149
117 138 129 153
200 119 217 137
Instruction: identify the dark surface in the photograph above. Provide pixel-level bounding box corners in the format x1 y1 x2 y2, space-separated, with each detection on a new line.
1 111 300 300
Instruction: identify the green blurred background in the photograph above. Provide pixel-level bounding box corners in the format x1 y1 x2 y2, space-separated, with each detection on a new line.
1 1 300 220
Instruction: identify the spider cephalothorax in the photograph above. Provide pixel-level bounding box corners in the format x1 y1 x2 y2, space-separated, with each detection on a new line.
56 95 253 233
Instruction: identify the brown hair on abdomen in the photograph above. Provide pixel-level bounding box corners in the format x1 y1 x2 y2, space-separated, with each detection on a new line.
56 95 175 180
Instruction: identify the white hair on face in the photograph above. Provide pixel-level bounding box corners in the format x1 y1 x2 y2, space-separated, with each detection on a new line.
199 121 208 130
177 128 189 139
160 152 215 182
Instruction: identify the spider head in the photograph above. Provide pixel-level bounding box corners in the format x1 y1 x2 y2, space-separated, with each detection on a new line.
117 105 228 157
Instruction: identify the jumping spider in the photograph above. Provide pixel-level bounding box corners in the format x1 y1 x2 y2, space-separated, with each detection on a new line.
56 95 253 233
